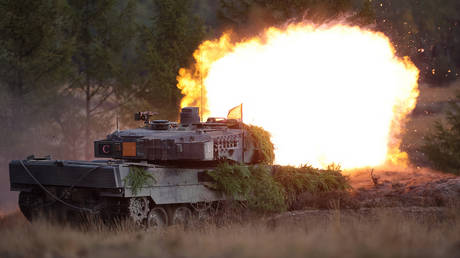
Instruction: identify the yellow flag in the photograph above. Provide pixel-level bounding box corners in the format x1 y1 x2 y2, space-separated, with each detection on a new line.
227 104 242 121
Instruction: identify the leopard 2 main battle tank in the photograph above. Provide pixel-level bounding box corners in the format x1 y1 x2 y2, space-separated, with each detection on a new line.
9 107 264 226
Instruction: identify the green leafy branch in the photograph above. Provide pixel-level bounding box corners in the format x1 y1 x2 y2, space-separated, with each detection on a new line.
123 166 156 195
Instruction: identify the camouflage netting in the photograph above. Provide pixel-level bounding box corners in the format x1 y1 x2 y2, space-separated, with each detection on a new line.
244 124 275 164
207 163 351 212
273 164 351 208
207 163 286 212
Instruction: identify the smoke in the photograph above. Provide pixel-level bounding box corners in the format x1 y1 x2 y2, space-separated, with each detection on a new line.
0 160 17 212
0 85 117 212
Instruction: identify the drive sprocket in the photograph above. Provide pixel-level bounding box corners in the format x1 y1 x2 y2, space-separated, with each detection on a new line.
128 197 150 224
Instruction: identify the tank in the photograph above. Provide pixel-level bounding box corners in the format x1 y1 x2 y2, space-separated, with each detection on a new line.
9 107 263 226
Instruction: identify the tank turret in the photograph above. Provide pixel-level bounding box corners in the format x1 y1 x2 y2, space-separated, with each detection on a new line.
94 107 256 164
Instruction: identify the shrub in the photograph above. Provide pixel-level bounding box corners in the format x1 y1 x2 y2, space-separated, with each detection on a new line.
421 95 460 175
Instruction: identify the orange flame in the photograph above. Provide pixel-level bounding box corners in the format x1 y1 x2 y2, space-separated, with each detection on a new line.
177 23 419 169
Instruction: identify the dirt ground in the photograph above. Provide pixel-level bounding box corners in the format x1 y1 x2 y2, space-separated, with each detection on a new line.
285 166 460 211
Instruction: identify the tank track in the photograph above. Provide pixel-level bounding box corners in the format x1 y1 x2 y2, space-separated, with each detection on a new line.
18 190 217 228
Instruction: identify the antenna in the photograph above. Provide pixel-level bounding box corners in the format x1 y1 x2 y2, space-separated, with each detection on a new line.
200 51 203 122
116 108 120 135
241 103 244 163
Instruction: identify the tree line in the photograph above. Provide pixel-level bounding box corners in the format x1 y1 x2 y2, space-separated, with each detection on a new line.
0 0 205 160
0 0 458 161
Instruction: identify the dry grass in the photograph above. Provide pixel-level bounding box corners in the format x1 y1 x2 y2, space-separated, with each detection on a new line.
345 166 455 189
417 81 460 104
0 207 459 258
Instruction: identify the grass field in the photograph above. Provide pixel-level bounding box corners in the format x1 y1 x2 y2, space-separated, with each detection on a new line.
0 207 459 258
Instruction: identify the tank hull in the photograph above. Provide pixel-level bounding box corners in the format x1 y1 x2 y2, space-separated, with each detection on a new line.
10 159 224 225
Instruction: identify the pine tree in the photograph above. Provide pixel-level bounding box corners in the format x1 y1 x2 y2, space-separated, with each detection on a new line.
421 95 460 175
132 0 206 121
372 0 460 84
0 0 74 160
217 0 373 32
67 0 137 159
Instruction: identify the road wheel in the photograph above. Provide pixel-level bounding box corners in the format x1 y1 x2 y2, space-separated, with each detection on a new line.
170 206 192 226
146 207 168 229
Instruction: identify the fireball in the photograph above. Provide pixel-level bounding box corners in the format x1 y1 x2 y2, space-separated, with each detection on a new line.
177 23 419 169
